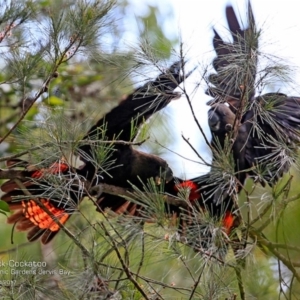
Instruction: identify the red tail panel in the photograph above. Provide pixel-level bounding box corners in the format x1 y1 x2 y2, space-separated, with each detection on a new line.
174 180 201 202
1 160 72 243
223 211 235 234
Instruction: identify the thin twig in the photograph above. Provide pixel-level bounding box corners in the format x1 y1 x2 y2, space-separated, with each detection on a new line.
99 221 150 300
0 169 188 209
135 230 145 281
188 264 205 300
181 134 211 166
0 34 96 146
180 67 212 149
234 266 246 300
250 229 300 282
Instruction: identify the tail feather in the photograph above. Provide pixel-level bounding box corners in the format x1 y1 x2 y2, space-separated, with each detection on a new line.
207 1 258 104
27 227 46 242
26 227 57 244
41 230 57 244
7 210 24 224
1 160 76 244
15 218 35 231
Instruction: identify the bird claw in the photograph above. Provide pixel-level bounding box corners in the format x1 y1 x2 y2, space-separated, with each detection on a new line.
225 123 233 131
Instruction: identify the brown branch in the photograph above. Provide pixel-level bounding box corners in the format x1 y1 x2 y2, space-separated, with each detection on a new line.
100 183 188 208
250 229 300 282
0 20 18 44
99 221 150 300
0 84 51 145
0 168 187 209
188 261 206 300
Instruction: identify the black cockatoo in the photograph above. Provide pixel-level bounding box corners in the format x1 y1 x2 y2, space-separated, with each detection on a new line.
1 61 188 244
207 2 300 188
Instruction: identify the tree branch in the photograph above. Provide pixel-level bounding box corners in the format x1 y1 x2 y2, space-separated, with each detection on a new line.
0 168 188 209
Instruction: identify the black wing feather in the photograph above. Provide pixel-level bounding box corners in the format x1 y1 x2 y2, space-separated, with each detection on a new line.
207 1 258 107
81 61 187 147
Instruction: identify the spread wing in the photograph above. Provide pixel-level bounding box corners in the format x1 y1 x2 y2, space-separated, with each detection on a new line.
206 1 258 110
81 61 189 152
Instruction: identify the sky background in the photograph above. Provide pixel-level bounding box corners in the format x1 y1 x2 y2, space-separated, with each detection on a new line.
125 0 300 179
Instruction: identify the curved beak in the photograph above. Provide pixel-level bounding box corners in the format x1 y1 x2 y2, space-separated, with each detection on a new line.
155 166 173 185
208 109 220 131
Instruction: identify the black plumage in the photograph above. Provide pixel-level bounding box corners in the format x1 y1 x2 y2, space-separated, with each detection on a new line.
207 2 300 187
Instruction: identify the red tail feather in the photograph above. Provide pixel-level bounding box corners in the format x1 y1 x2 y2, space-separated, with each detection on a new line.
222 211 235 234
1 160 73 244
174 180 201 202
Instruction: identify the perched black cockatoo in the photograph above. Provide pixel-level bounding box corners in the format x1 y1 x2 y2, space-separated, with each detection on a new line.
1 61 188 244
207 2 300 188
